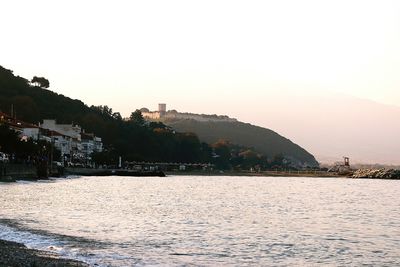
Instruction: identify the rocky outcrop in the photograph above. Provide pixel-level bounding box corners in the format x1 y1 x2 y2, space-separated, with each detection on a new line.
352 169 400 179
328 165 352 175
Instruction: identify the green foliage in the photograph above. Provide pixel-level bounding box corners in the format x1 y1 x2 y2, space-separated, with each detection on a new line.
166 119 319 167
210 140 272 170
212 140 232 169
0 66 213 165
0 124 21 153
0 65 314 169
92 150 119 166
31 76 50 88
0 125 60 162
129 110 145 126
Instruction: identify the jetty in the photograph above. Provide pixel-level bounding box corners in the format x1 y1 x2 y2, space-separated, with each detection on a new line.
65 167 165 177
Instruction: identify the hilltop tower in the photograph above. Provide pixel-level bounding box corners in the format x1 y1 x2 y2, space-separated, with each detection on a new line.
158 103 166 116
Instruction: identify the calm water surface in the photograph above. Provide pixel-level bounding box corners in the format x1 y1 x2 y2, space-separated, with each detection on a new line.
0 176 399 266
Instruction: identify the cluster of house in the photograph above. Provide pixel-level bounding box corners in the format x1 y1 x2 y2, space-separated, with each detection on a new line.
0 112 103 164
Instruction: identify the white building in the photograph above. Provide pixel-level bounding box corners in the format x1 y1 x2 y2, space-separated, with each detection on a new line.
48 130 73 158
21 127 40 141
1 113 103 165
94 137 103 152
40 120 82 141
40 119 103 164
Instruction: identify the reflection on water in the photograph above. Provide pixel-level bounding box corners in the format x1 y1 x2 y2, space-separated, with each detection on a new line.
0 176 400 266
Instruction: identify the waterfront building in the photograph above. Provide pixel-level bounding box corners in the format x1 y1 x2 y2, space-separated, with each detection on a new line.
40 129 73 160
0 113 103 165
94 137 103 152
40 120 82 141
9 121 40 141
39 119 103 164
81 132 102 164
0 112 41 141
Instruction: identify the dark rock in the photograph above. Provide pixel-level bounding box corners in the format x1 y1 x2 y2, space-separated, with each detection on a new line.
0 239 89 267
352 169 400 179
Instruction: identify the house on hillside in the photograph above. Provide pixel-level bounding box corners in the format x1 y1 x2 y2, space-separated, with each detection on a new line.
1 112 40 141
39 129 73 161
40 120 82 141
40 120 103 165
0 113 103 165
81 132 102 164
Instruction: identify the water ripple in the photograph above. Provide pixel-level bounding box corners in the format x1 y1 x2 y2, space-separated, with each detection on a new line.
0 176 399 266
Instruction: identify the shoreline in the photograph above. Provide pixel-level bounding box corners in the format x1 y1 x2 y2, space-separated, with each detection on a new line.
0 239 88 267
166 170 345 178
2 169 400 183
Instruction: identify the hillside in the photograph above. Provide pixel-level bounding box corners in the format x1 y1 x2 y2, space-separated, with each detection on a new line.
164 118 319 167
0 65 211 163
0 66 114 144
0 64 319 168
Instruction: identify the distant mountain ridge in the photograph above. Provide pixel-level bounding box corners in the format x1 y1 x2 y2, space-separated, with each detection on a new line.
162 117 319 167
238 92 400 165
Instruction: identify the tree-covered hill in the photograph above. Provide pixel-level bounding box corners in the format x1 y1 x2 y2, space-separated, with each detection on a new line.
0 65 318 168
0 65 210 163
164 119 319 167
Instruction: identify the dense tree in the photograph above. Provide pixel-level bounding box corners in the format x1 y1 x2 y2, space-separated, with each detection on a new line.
0 125 60 163
167 118 319 167
212 140 232 170
0 66 214 164
0 65 296 169
129 110 145 126
112 112 122 121
91 105 113 117
31 76 50 88
0 125 20 153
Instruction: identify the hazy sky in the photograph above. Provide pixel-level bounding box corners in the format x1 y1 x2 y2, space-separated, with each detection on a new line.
2 1 400 163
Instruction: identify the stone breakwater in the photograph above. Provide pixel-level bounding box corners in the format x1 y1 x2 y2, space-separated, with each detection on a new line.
352 169 400 179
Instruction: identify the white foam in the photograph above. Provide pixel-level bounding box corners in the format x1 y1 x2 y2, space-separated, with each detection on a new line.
15 180 35 184
0 223 100 266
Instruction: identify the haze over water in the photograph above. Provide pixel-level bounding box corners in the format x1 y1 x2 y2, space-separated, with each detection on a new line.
0 176 399 266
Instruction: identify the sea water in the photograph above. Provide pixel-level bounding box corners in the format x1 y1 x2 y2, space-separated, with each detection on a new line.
0 176 399 266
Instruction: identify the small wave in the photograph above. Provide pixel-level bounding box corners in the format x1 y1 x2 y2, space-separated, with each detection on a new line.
15 180 35 184
65 175 82 179
0 223 102 266
37 179 55 183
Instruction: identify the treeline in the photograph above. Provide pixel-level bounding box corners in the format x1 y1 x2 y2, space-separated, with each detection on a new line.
0 66 211 164
87 107 212 164
166 118 319 167
211 139 291 170
0 65 305 170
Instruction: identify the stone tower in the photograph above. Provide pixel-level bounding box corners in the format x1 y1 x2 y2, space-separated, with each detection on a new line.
158 103 166 116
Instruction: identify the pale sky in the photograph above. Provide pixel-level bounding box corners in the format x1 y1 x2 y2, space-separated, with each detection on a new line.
1 0 400 163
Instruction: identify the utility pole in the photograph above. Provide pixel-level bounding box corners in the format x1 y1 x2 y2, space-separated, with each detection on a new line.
50 131 54 175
